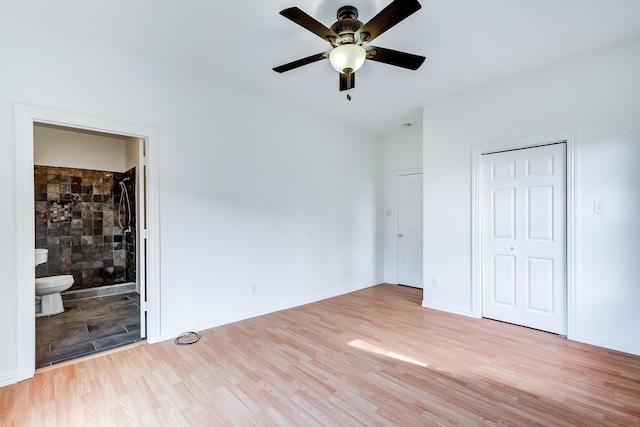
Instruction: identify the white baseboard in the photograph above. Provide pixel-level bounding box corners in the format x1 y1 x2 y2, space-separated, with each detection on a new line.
159 282 378 342
423 303 640 357
421 299 474 318
0 370 17 387
575 332 640 357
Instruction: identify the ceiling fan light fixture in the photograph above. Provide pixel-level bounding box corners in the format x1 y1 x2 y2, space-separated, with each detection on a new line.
329 44 366 74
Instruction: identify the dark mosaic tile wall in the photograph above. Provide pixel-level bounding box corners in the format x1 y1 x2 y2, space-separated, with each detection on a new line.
35 166 136 290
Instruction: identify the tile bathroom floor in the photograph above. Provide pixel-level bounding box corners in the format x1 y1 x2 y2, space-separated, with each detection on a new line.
36 292 144 368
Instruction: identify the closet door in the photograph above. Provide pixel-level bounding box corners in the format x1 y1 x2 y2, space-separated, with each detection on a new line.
482 143 566 334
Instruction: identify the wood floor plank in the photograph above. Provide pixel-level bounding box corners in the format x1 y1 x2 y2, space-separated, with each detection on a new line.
2 284 640 425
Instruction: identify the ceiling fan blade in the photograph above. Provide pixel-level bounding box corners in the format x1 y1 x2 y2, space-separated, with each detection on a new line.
357 0 422 43
273 52 328 73
280 7 339 44
366 46 425 70
339 71 356 91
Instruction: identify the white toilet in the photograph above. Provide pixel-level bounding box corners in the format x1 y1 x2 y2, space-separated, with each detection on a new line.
35 249 74 317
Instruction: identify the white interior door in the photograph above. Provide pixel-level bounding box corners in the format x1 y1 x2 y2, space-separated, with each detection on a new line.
398 173 423 288
481 143 566 334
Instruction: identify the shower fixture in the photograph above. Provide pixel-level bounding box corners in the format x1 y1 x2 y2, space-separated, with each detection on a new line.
118 178 132 234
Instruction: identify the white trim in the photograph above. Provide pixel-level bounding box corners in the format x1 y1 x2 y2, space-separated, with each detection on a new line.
421 299 474 318
14 104 161 382
15 106 36 383
0 370 17 388
136 139 142 295
575 332 640 357
470 130 577 339
565 136 578 341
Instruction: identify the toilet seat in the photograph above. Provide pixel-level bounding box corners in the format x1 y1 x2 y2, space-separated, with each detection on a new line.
36 275 74 290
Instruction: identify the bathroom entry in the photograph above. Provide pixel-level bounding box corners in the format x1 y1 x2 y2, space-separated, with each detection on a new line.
33 124 148 366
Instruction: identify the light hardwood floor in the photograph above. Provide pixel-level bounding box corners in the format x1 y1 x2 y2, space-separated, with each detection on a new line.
2 284 639 426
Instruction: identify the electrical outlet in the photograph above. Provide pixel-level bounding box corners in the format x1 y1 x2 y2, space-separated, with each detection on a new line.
594 201 605 214
342 268 347 277
251 284 257 294
431 278 438 287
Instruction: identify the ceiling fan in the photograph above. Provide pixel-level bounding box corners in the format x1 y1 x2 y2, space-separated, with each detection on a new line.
273 0 426 92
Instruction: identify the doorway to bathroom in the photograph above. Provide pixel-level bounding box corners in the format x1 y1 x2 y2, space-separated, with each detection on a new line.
15 104 160 382
33 124 147 367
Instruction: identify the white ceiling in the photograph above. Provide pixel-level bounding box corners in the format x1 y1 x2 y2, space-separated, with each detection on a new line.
4 0 640 135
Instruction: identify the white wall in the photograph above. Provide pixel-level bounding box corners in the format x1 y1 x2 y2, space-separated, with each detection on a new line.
34 125 127 172
124 137 139 172
383 125 423 283
422 39 640 355
0 12 383 385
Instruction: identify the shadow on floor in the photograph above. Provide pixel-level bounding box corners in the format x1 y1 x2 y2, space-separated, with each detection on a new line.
36 292 144 368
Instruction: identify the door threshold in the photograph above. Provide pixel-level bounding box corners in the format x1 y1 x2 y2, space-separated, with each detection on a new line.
35 340 146 373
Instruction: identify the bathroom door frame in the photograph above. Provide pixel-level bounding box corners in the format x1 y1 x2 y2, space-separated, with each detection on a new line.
15 104 161 382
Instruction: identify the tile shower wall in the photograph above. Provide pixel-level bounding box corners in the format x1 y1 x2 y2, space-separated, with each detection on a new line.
34 165 136 290
116 168 136 284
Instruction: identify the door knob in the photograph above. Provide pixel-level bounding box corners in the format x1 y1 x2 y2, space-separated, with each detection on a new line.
510 246 516 250
398 233 404 237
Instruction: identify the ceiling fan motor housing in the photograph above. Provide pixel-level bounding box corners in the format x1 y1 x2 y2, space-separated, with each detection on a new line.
331 6 363 45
